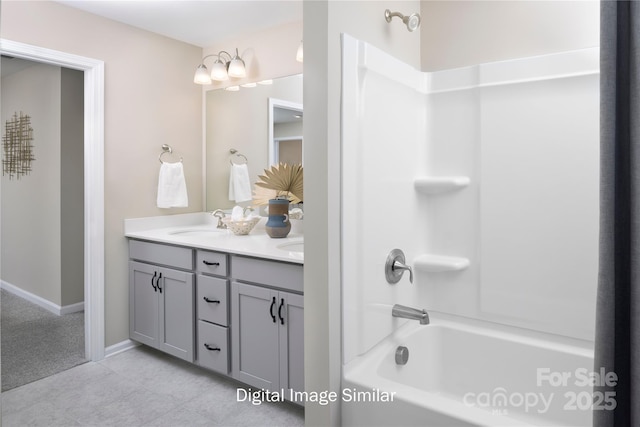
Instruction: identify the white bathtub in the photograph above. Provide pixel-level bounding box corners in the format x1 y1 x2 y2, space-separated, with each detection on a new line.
342 315 594 426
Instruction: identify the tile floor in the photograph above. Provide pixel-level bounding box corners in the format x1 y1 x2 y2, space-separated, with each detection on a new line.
1 345 304 426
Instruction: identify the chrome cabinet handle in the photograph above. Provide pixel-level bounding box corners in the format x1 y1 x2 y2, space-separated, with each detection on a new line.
385 249 413 284
203 297 220 304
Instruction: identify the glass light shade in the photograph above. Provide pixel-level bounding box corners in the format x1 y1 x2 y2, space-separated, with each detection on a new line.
296 41 303 63
228 53 246 78
193 64 212 85
211 60 228 81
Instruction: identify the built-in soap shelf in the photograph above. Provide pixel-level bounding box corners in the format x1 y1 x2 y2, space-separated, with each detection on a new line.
414 254 470 273
414 176 470 194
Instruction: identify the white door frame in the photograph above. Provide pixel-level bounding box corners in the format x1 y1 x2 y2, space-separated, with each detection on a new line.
1 39 105 361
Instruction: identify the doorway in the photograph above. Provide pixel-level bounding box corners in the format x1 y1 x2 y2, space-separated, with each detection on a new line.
0 39 105 363
1 57 86 390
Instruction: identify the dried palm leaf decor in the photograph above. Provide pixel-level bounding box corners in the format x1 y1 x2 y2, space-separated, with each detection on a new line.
2 112 35 180
253 162 303 205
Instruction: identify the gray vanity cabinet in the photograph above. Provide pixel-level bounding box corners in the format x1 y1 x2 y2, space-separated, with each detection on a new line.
128 237 304 397
196 249 231 375
129 240 195 363
230 256 304 397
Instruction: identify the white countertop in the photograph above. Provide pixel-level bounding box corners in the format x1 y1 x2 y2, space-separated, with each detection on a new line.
124 212 303 264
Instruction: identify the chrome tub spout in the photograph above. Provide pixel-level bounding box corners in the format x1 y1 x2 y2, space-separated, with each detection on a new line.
392 304 430 325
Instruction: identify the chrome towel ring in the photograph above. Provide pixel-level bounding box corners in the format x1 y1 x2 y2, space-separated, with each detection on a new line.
229 148 248 165
159 144 183 163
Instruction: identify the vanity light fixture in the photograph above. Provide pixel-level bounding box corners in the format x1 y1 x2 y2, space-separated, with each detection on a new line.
193 48 247 85
225 85 240 92
227 49 247 78
296 40 303 63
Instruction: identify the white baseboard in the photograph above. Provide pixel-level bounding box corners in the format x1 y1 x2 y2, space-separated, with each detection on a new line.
104 339 139 358
0 280 84 316
60 301 85 315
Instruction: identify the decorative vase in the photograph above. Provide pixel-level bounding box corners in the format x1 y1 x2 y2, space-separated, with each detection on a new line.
265 198 291 238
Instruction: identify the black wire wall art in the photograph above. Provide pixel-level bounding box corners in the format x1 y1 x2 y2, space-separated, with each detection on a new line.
2 111 35 180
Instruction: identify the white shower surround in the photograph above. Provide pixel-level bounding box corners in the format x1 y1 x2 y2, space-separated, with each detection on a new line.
341 34 599 425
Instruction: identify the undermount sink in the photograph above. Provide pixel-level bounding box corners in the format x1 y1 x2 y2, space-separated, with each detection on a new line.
277 240 304 253
168 227 223 236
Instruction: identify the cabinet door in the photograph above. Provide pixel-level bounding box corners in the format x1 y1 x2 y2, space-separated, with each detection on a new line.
279 292 304 395
158 266 195 362
231 282 280 390
129 261 159 347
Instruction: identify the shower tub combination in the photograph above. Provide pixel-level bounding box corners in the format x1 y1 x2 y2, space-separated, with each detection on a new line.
340 33 599 426
342 315 594 426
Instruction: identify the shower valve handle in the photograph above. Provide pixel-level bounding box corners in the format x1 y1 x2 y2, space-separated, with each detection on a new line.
385 249 413 284
393 260 414 284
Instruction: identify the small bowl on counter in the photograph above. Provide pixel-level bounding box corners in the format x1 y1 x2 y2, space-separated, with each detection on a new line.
222 216 261 235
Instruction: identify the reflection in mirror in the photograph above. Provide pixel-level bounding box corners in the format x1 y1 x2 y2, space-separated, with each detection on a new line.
206 74 302 211
269 98 303 166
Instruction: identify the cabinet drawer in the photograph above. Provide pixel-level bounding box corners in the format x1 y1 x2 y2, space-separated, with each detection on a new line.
231 256 303 293
197 275 228 326
129 240 193 270
197 320 229 374
197 250 228 277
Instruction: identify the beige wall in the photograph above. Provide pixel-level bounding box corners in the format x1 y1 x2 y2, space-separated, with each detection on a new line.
303 1 421 425
1 62 63 305
1 0 203 346
421 1 599 71
277 139 303 165
60 68 85 306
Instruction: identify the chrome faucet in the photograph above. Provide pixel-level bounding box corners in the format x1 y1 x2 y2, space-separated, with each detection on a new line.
392 304 430 325
211 209 227 229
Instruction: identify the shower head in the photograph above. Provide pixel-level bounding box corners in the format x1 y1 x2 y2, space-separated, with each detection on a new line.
385 9 421 32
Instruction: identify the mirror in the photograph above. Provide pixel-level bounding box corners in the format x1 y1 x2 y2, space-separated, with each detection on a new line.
269 98 303 166
205 74 303 211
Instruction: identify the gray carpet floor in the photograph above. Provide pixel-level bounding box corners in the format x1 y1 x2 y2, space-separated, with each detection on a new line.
1 289 86 392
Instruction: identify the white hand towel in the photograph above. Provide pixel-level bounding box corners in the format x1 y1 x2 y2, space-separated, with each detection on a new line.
228 163 252 203
157 162 188 208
